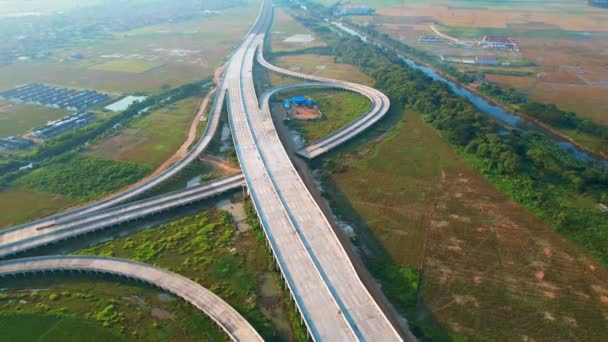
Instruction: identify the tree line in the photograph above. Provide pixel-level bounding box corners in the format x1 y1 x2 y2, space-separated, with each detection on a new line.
293 6 608 265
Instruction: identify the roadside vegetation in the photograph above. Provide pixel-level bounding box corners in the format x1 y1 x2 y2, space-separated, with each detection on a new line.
15 153 151 201
75 209 298 340
0 275 225 341
1 208 301 340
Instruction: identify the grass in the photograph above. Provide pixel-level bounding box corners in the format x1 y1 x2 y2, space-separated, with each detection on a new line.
73 209 293 339
0 101 71 137
271 8 326 52
319 109 608 340
0 188 78 228
280 89 372 142
15 155 152 201
89 60 164 73
0 278 226 341
86 97 200 167
274 54 374 86
0 314 122 342
0 208 295 340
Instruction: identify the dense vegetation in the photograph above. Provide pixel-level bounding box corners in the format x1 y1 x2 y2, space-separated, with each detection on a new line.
477 82 526 104
75 208 304 340
291 4 608 264
479 82 608 148
16 154 152 200
0 80 210 189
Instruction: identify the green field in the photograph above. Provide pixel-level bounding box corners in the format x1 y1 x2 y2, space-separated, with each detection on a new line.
0 101 71 136
275 54 374 86
0 315 123 342
280 89 372 142
15 155 152 201
0 277 225 341
0 188 78 228
320 109 608 340
271 8 326 52
89 60 164 73
86 97 200 167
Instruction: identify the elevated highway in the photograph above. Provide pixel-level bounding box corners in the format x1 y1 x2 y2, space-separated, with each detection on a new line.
4 58 230 235
0 256 262 341
223 0 403 339
1 1 407 340
0 175 245 259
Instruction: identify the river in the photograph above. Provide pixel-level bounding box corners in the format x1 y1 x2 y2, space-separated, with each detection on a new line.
332 22 608 168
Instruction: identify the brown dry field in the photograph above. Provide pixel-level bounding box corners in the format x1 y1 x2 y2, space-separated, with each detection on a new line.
485 75 538 90
420 167 608 340
328 110 608 340
373 3 608 126
290 106 321 120
377 3 608 31
485 36 608 125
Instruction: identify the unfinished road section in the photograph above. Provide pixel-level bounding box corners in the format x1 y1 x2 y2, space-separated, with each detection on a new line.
0 256 263 341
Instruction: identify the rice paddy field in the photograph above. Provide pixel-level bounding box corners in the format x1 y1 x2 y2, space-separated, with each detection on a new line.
356 0 608 126
0 101 71 137
86 97 201 167
0 2 260 94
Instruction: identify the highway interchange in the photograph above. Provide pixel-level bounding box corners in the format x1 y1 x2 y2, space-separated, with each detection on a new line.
0 1 403 340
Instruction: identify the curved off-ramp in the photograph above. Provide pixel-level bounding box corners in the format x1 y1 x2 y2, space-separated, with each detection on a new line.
257 49 391 159
0 255 263 342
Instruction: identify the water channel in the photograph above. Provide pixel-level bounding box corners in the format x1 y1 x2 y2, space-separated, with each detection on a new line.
332 22 608 168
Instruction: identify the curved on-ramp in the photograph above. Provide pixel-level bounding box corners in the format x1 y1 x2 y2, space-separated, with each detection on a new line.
0 255 263 342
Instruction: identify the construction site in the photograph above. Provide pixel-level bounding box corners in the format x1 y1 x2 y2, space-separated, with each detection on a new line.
283 95 323 120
